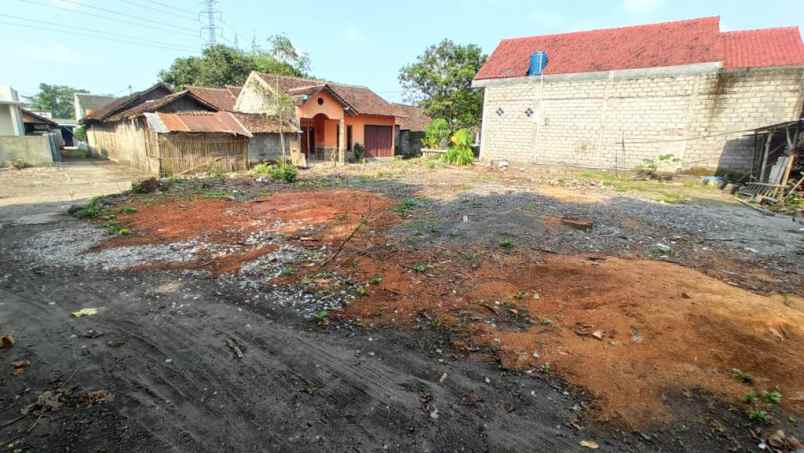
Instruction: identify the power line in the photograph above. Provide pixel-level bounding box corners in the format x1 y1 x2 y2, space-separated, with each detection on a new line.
116 0 199 21
51 0 200 35
146 0 199 17
20 0 200 39
0 14 198 52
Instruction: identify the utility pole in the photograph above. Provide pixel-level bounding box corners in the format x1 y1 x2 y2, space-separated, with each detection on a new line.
200 0 220 48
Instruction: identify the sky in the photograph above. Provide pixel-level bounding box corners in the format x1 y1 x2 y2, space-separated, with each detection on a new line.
2 0 802 105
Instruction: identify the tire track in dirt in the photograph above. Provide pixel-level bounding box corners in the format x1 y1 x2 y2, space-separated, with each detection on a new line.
1 263 596 452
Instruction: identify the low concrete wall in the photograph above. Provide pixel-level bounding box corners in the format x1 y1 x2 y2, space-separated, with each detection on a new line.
0 135 55 166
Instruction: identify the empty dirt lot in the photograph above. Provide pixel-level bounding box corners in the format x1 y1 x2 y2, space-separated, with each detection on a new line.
2 159 804 452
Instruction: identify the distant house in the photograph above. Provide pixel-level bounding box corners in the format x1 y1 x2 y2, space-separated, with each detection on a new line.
236 72 401 162
74 93 116 121
184 85 299 163
392 103 431 156
0 86 25 137
21 109 58 135
473 17 804 172
0 86 60 165
82 83 299 175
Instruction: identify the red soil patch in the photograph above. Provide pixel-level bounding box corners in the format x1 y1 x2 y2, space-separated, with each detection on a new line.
98 190 397 273
109 190 395 246
94 188 804 428
336 248 804 428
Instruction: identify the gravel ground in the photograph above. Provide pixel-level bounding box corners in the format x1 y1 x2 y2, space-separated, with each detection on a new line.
16 222 357 319
387 180 804 286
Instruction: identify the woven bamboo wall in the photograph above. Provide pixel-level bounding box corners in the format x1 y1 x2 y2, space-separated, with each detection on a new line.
87 119 159 175
158 133 248 176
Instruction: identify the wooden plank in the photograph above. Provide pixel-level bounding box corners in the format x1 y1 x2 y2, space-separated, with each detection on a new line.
760 132 773 182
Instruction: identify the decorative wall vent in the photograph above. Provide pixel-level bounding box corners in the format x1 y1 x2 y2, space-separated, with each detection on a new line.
496 107 504 116
525 107 534 117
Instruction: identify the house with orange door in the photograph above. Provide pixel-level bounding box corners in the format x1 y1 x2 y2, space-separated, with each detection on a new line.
235 72 401 163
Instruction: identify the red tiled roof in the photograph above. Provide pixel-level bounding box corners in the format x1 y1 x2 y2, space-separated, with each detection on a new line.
721 28 804 69
156 111 252 137
392 103 432 132
476 17 804 80
186 86 238 111
255 73 398 117
226 85 241 98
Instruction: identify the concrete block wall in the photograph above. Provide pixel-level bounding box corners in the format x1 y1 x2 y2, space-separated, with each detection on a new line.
0 135 55 166
479 67 804 172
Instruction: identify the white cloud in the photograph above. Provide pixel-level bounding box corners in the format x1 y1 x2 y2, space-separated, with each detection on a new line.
623 0 664 14
344 25 365 42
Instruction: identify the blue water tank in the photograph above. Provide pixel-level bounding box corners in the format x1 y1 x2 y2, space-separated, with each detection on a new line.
528 51 549 76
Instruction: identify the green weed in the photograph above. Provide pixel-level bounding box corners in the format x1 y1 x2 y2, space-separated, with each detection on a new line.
75 197 103 219
393 198 419 215
762 389 782 405
748 409 769 424
499 239 514 250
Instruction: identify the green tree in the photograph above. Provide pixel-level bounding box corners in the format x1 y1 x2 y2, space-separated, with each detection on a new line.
159 38 310 90
31 83 88 119
399 40 486 131
266 34 311 75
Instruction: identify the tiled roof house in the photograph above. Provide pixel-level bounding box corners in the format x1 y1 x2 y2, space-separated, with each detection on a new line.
235 72 401 161
472 17 804 171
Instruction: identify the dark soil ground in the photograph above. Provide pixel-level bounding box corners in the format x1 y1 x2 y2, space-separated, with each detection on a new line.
2 161 804 452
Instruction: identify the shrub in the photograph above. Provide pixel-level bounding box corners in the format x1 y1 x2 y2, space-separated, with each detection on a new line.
637 154 680 179
441 128 474 166
252 161 298 183
442 147 474 165
74 197 103 219
422 118 450 149
251 163 273 176
352 143 366 162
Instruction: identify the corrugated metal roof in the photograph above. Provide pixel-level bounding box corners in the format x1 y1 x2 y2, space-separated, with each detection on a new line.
155 111 252 137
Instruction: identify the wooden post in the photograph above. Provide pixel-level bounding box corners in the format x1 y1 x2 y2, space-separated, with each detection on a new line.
780 126 799 188
759 132 773 182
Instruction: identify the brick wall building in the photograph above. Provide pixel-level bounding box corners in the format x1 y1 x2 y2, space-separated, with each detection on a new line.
473 17 804 172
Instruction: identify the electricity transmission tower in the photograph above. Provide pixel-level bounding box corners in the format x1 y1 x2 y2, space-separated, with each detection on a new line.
200 0 221 48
